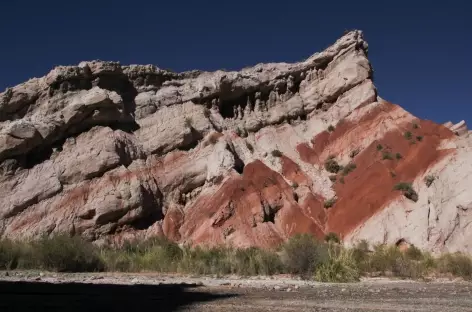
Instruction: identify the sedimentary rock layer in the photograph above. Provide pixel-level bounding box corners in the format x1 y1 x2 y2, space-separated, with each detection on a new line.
1 30 471 254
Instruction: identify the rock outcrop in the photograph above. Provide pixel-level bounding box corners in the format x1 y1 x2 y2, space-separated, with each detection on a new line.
1 30 471 254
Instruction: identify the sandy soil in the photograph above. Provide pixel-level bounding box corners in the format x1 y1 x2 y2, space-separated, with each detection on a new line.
0 271 471 311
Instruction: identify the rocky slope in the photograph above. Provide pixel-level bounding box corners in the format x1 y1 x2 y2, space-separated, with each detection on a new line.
1 30 471 254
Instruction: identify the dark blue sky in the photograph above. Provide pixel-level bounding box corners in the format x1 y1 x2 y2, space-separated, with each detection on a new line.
1 1 470 124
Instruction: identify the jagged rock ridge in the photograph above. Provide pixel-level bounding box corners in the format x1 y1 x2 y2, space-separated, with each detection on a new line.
1 30 471 254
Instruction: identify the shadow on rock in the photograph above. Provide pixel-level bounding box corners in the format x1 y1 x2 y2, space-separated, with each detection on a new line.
0 280 237 312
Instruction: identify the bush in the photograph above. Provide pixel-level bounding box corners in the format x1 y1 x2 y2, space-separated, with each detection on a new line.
179 246 232 276
349 148 360 158
412 122 419 129
352 240 370 266
391 256 424 279
437 253 472 279
291 182 299 189
184 116 193 128
329 175 337 182
327 125 335 132
315 247 360 282
324 156 341 173
324 198 336 208
271 149 282 157
424 175 435 187
342 163 356 176
245 141 254 153
395 152 402 160
34 235 104 272
349 149 360 158
232 247 284 276
404 131 412 140
393 182 418 202
376 144 383 151
324 232 340 244
363 244 403 273
416 136 423 142
0 239 25 270
282 234 328 278
405 245 424 261
382 152 393 160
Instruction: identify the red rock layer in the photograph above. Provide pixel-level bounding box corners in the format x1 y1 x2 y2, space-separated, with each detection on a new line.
178 160 325 248
297 102 455 239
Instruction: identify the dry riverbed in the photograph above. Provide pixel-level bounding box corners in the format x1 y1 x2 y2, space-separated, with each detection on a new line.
0 271 471 311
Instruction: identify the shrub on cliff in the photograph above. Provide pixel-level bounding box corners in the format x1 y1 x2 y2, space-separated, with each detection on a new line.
324 156 341 173
342 163 356 176
271 149 282 157
393 182 419 202
324 198 336 208
424 175 436 187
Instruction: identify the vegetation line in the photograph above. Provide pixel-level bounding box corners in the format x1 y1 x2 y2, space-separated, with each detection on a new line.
1 234 472 282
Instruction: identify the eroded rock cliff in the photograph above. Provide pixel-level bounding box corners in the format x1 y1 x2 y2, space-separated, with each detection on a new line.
1 30 471 253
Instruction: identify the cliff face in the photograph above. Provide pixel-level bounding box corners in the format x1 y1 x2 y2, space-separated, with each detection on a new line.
1 30 471 253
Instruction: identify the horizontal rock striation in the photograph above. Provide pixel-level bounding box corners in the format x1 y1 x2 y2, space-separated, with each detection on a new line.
1 30 471 254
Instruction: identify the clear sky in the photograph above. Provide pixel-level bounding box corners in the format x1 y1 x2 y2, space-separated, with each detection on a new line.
1 0 470 124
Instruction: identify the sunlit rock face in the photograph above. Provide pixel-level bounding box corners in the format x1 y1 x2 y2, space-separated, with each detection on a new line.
1 30 471 254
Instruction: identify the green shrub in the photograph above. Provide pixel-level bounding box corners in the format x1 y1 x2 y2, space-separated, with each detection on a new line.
315 247 360 282
245 141 254 153
329 175 337 182
437 253 472 279
179 246 232 276
412 122 419 129
342 163 356 176
416 135 423 142
424 175 435 187
349 149 360 158
324 156 341 173
34 234 104 272
363 244 403 273
324 198 336 208
405 245 424 261
100 249 133 272
376 144 383 151
395 152 402 160
291 182 299 189
352 240 370 266
0 239 25 270
184 116 193 128
232 247 284 276
271 149 282 157
324 232 341 244
282 234 328 278
404 131 412 140
391 256 424 279
327 125 335 132
393 182 418 202
382 152 393 160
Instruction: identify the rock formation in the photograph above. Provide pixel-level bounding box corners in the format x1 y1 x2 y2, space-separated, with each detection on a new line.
1 30 471 254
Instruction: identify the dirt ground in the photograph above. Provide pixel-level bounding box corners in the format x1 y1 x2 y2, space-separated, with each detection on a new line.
0 272 471 311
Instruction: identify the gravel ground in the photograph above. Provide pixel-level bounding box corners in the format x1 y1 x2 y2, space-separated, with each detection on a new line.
0 271 471 311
